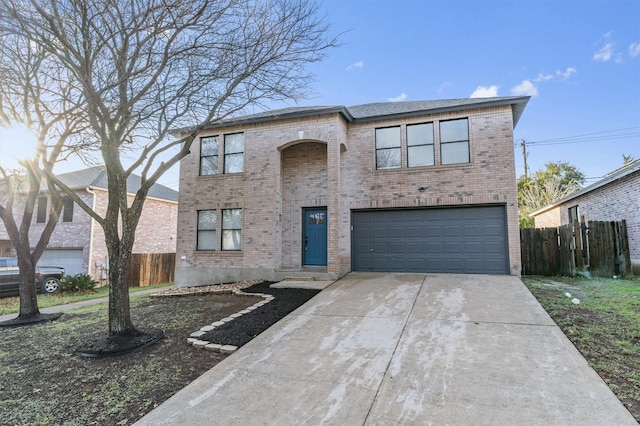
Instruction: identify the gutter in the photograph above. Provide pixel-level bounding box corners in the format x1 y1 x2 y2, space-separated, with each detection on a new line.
86 186 97 277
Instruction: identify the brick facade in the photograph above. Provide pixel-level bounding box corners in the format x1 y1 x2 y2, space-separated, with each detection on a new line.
176 98 526 285
1 181 178 280
533 166 640 271
90 189 178 279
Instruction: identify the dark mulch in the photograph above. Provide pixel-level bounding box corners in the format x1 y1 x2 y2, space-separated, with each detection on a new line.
0 312 63 328
200 282 320 347
75 327 166 357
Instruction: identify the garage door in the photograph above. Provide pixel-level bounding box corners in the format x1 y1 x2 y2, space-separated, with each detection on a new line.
38 249 85 276
352 206 509 274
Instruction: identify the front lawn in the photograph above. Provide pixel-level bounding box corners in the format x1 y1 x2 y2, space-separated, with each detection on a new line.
0 283 172 315
523 275 640 421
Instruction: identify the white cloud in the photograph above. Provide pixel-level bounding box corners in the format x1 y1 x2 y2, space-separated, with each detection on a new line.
388 92 408 102
630 42 640 58
558 67 577 80
346 60 364 71
534 72 554 82
437 82 451 93
534 67 576 83
593 43 614 61
593 31 615 62
511 80 538 97
470 85 499 98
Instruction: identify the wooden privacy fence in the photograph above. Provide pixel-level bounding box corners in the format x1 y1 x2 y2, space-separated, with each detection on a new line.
129 253 175 287
521 220 631 278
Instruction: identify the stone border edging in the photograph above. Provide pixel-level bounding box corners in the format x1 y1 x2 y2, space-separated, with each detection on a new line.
185 288 274 354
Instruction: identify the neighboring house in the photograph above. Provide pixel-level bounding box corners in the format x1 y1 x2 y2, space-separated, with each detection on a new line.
531 159 640 273
0 166 178 280
175 96 530 286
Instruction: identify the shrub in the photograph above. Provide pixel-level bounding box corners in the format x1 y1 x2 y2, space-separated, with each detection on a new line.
59 274 98 293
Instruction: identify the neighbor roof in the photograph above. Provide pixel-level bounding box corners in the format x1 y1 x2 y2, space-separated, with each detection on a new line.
55 166 178 202
188 96 530 133
531 159 640 216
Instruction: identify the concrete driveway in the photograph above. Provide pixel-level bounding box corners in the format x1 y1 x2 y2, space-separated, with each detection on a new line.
136 273 636 425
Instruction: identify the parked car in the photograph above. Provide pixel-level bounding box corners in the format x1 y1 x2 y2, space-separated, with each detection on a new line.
0 257 65 297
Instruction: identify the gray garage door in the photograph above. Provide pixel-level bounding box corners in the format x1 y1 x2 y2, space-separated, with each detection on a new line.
352 206 509 274
38 249 85 276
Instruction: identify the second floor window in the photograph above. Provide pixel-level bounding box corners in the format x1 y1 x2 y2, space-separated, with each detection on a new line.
36 196 47 223
62 197 74 222
200 136 219 176
407 123 435 167
224 133 244 174
375 126 401 170
440 118 470 165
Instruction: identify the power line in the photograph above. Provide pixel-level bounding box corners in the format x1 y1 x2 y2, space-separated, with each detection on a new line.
514 126 640 147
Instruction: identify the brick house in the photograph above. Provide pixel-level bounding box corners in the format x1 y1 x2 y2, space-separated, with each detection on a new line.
531 159 640 273
175 96 530 285
0 166 178 280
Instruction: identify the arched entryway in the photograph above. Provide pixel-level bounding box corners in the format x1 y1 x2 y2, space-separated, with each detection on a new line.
280 141 328 268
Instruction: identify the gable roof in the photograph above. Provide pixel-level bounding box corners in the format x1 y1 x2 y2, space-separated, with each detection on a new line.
55 166 178 202
190 96 529 133
531 159 640 216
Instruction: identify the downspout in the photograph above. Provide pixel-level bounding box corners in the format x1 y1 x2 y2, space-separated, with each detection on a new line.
86 186 97 280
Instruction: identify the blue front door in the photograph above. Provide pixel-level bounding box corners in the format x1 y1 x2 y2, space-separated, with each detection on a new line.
304 208 327 266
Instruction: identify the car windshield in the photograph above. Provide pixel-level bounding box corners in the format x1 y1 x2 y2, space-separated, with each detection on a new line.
7 258 17 267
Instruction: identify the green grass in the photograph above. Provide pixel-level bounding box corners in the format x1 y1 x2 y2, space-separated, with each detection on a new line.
0 282 172 315
523 275 640 420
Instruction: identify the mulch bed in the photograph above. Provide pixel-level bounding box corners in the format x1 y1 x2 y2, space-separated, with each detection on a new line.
198 281 320 347
75 327 166 357
0 312 63 328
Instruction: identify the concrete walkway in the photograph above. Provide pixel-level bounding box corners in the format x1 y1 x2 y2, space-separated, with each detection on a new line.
136 273 636 425
0 287 161 323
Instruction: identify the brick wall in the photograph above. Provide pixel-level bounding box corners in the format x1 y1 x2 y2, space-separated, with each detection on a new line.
27 190 94 275
175 104 522 285
533 208 561 228
281 142 328 268
534 170 640 263
340 105 520 274
1 187 178 280
90 189 178 280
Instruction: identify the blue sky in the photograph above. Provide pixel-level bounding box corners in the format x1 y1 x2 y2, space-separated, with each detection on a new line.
1 0 638 189
296 0 640 183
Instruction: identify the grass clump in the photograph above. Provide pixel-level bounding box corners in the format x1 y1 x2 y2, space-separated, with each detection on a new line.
59 274 98 293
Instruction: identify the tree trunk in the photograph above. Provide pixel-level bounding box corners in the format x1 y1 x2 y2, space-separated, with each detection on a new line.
105 232 137 336
16 249 40 318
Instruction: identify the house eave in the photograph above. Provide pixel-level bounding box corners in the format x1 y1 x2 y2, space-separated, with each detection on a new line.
530 159 640 217
171 96 530 137
350 96 530 127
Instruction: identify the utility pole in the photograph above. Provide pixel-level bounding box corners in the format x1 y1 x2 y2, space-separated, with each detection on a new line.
521 139 528 179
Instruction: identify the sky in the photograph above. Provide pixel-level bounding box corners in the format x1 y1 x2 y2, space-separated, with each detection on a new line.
0 0 638 189
301 0 640 184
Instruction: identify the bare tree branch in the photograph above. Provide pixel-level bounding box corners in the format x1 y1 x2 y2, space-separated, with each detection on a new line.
1 0 337 335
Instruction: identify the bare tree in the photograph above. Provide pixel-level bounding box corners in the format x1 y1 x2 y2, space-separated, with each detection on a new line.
519 177 578 213
0 29 85 321
0 0 336 340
